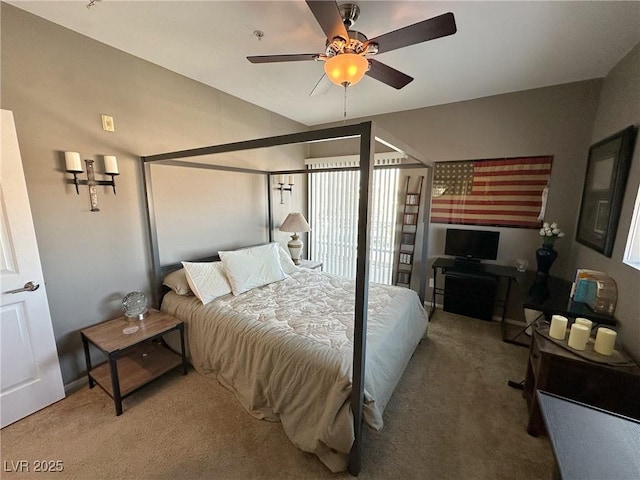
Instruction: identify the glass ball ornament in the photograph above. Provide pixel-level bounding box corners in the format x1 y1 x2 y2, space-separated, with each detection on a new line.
122 291 148 321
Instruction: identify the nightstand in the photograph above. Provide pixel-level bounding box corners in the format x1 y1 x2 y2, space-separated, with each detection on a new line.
80 309 187 415
298 259 323 270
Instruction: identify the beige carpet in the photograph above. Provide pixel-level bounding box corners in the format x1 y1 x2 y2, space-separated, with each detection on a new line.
0 309 553 479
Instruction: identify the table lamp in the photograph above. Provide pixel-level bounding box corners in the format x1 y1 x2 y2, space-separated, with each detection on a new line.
279 213 310 265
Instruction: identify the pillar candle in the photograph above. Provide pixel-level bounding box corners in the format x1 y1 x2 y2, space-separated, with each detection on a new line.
567 323 590 350
104 155 118 174
548 315 568 340
574 318 593 335
594 327 617 356
64 151 82 172
288 175 295 185
278 175 285 185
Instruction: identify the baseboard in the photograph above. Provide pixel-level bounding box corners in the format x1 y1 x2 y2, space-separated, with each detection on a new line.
427 302 530 327
64 377 86 395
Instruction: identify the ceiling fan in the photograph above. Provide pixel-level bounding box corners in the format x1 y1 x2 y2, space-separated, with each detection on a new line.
247 1 457 91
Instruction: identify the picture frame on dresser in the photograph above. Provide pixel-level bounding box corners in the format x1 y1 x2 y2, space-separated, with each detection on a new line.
576 125 638 257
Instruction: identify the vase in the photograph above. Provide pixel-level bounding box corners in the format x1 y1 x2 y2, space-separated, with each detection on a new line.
535 244 558 276
530 244 557 301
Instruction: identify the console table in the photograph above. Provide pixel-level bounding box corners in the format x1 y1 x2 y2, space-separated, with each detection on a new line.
507 270 617 347
538 391 640 480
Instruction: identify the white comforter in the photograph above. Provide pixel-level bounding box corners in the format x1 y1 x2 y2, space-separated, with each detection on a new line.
162 268 428 472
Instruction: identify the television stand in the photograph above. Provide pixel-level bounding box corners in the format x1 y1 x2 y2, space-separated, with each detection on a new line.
431 257 514 323
453 257 484 270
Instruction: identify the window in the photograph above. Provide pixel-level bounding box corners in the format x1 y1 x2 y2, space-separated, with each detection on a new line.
623 185 640 270
307 155 402 284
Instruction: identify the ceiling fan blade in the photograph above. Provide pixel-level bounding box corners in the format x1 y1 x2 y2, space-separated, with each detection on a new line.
309 74 331 96
366 12 457 54
366 59 413 89
305 0 349 42
247 54 319 64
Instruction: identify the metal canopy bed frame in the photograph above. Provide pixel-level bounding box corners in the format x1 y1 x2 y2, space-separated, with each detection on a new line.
141 121 432 475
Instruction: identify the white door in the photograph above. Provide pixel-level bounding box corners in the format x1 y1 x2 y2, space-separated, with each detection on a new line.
1 109 64 428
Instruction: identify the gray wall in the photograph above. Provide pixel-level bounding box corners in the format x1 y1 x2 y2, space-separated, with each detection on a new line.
1 4 307 385
568 44 640 359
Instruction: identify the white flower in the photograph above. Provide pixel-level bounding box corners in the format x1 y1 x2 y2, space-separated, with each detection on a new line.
539 221 564 243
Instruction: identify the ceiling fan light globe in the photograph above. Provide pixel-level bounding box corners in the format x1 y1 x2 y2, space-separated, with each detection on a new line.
323 53 369 87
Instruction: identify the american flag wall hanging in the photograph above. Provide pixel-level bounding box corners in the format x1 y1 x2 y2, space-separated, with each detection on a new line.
431 156 553 228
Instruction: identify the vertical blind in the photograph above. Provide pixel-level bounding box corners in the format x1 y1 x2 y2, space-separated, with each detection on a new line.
307 156 402 284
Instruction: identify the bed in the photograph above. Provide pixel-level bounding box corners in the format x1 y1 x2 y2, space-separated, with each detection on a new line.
142 121 433 474
160 257 427 472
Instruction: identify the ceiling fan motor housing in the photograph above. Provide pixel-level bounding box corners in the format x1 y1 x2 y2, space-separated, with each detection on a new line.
325 30 373 57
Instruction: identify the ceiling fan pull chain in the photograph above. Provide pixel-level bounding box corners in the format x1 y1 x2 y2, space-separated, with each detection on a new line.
343 84 348 123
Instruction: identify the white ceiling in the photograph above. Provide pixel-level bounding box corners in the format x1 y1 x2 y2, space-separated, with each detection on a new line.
9 1 640 126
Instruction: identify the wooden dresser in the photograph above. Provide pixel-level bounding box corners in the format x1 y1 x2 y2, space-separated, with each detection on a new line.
524 328 640 436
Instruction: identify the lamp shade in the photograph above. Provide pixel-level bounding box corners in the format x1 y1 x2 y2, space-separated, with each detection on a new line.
324 53 369 87
279 213 310 233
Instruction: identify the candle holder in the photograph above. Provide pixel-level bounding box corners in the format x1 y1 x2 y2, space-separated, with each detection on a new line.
65 153 119 212
277 178 294 204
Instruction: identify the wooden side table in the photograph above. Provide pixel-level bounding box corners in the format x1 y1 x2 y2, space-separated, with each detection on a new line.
299 259 323 270
80 309 187 415
523 328 640 436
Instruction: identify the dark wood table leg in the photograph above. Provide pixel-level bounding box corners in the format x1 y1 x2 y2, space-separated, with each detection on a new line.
430 266 437 315
178 324 188 375
81 333 95 388
527 353 549 436
109 353 123 416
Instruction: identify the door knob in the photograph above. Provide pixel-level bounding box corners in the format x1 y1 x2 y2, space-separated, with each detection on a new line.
5 281 40 294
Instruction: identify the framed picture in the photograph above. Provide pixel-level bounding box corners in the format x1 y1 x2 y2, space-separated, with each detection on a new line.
576 125 638 257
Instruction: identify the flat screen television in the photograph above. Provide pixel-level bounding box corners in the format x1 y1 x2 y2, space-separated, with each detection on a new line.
445 228 500 263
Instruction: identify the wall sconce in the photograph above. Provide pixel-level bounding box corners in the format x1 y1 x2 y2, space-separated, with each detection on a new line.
65 152 119 212
277 175 294 204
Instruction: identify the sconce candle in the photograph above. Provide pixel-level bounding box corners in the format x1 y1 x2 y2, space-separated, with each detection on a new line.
594 327 617 356
63 151 119 210
548 315 568 340
65 151 82 172
567 323 590 350
104 155 119 175
276 174 293 204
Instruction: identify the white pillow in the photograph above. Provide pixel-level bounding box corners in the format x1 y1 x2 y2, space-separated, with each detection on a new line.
278 245 299 275
219 243 287 295
163 268 193 295
181 261 232 304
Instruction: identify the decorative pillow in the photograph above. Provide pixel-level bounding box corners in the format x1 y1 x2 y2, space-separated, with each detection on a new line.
162 268 193 295
278 245 299 275
181 261 232 305
219 243 287 295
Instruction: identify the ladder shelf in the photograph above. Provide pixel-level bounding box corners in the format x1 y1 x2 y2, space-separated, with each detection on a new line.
395 176 424 287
